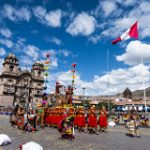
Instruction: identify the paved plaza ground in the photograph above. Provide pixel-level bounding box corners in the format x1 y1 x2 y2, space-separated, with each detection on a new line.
0 115 150 150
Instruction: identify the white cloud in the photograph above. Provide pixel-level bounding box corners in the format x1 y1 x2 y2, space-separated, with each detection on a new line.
116 40 150 65
41 49 71 69
66 12 96 36
0 39 13 48
2 4 31 22
50 37 62 45
102 1 150 39
33 6 46 19
93 0 122 18
13 38 26 53
47 64 150 96
20 55 33 65
44 36 62 45
123 0 137 6
40 49 58 68
59 49 70 57
0 59 4 73
57 71 75 85
45 9 62 27
101 1 117 17
41 49 57 58
102 18 136 38
0 48 6 56
88 35 101 44
33 6 62 27
115 0 137 6
24 45 39 60
51 57 58 67
0 28 12 38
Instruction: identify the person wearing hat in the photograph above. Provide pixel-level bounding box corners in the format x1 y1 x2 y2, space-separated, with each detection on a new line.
87 106 98 134
58 115 75 140
23 108 36 132
67 107 74 117
59 108 67 125
75 107 86 132
48 108 55 127
16 106 25 130
126 112 140 137
98 106 108 133
36 104 44 128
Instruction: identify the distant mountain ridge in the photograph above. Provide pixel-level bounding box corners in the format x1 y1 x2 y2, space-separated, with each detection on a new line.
132 87 150 98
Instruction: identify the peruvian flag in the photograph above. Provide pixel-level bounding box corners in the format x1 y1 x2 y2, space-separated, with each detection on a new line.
112 21 138 45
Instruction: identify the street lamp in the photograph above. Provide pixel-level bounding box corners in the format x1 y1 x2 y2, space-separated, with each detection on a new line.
82 87 86 107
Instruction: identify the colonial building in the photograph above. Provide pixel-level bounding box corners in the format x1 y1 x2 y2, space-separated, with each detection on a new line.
0 53 44 107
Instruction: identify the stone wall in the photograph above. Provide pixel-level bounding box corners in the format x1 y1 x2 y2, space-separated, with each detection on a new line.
0 95 14 106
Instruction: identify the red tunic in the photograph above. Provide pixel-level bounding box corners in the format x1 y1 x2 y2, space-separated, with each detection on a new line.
47 113 52 125
74 116 78 126
88 113 97 128
77 114 86 127
99 110 107 128
57 114 62 126
51 113 55 126
17 115 24 128
45 109 50 125
45 114 49 125
54 114 59 126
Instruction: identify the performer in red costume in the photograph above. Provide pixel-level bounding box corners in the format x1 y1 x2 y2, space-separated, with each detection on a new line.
60 108 67 123
76 107 86 132
54 107 60 128
98 106 108 133
88 106 98 134
74 108 79 128
67 107 74 117
17 106 25 130
44 107 49 126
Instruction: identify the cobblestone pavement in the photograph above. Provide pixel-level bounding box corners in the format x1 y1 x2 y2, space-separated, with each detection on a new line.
0 116 150 150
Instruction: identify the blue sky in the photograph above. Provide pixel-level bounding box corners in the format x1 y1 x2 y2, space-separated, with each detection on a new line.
0 0 150 96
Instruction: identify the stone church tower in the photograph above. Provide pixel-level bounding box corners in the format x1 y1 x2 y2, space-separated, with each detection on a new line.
0 53 44 107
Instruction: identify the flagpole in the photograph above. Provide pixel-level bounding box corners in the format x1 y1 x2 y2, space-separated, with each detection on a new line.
106 49 110 114
141 50 147 114
139 24 147 113
141 47 147 114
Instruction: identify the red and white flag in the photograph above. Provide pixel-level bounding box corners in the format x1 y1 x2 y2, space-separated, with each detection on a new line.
112 21 138 45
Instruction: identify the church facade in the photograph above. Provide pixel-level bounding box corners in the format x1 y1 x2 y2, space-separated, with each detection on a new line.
0 53 44 107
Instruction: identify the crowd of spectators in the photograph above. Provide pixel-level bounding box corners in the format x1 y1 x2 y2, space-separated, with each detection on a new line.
112 112 149 127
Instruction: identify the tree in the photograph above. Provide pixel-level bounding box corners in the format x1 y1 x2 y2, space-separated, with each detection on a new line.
98 101 116 111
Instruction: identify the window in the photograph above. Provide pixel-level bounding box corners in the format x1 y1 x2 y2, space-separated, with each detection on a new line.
38 71 41 76
8 79 12 83
37 90 40 95
38 83 41 87
10 59 13 63
9 66 14 72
